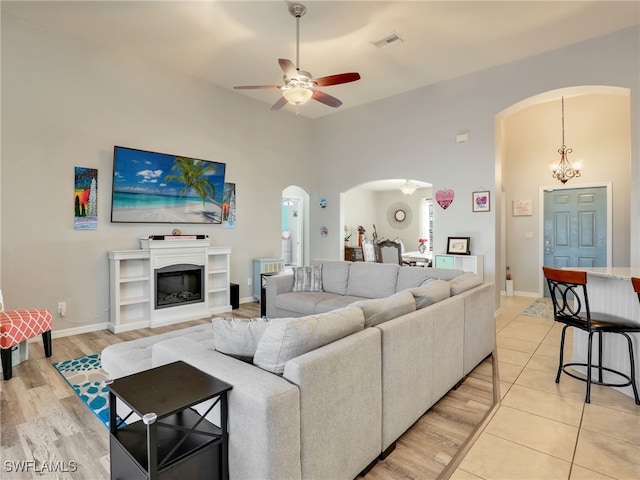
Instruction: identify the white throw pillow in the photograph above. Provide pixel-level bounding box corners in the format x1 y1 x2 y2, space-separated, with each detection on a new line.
211 317 270 360
291 265 323 292
253 307 364 375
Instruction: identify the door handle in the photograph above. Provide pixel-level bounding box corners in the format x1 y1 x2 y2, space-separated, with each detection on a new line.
544 247 553 253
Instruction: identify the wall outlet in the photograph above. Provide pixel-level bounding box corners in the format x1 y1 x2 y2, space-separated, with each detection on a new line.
247 277 252 286
57 301 66 317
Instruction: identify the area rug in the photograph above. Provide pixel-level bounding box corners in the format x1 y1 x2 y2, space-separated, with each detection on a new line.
521 298 554 319
53 353 119 429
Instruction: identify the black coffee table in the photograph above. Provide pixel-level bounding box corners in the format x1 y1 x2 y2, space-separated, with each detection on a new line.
108 361 232 480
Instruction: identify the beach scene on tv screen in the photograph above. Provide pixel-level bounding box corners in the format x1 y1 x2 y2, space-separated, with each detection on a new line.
111 147 226 224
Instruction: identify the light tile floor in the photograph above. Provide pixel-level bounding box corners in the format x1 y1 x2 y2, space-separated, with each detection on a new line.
451 296 640 480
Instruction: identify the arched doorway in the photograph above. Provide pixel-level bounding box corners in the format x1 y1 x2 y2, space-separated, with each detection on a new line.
282 185 310 267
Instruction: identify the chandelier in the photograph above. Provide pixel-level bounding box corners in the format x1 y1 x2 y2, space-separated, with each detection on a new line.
551 97 582 184
399 179 417 195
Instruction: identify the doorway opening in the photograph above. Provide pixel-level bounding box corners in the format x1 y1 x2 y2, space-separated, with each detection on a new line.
282 185 309 267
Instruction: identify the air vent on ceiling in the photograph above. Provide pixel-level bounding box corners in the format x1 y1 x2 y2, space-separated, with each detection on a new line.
372 32 405 49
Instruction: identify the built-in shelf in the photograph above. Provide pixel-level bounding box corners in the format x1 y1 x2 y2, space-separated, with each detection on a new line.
433 254 484 281
109 241 232 333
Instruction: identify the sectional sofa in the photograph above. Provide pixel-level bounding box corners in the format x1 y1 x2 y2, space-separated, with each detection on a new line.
101 260 495 480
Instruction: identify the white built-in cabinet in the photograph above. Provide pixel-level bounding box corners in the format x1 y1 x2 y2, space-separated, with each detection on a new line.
433 254 484 281
109 240 232 333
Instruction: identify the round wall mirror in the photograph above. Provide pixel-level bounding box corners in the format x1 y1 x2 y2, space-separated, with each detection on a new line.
387 202 412 229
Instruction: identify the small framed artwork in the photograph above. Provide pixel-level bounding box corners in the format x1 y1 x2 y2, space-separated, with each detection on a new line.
447 236 470 255
513 199 533 216
472 190 490 212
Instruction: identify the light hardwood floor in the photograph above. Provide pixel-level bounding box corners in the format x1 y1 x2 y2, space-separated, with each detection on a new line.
0 302 495 479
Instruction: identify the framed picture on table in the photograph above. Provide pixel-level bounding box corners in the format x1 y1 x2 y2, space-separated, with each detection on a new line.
446 237 470 255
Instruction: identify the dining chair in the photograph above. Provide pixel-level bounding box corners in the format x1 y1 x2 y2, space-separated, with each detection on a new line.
542 266 640 404
374 240 402 264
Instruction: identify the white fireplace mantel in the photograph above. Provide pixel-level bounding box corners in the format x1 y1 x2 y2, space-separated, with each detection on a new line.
108 240 232 333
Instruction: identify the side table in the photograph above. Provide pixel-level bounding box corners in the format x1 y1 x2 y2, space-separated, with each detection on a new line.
260 272 279 317
108 361 232 480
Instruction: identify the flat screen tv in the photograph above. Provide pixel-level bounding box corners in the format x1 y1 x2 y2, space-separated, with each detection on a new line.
111 146 226 224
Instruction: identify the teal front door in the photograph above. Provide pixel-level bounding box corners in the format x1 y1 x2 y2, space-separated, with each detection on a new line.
543 186 607 294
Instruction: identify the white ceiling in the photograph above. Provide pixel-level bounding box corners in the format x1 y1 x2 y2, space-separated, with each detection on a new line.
2 1 638 119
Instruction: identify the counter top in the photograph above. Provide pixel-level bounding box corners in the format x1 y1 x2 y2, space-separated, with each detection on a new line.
568 267 640 281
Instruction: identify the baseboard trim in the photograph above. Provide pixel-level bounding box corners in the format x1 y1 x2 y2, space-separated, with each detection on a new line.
46 322 110 340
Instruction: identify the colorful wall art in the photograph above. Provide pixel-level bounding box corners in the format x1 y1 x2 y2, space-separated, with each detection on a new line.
74 167 98 230
222 182 236 228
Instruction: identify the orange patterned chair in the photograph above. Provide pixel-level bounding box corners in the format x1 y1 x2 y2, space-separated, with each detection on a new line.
0 309 52 380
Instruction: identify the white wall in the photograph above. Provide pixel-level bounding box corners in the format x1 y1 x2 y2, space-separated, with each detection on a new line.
311 26 639 306
1 14 312 332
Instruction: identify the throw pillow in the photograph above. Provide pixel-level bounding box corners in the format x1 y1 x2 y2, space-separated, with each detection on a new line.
253 307 365 375
352 290 416 327
449 272 483 295
407 278 451 309
292 265 323 293
212 317 270 360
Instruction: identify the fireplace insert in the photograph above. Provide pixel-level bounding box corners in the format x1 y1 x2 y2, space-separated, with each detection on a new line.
155 264 204 309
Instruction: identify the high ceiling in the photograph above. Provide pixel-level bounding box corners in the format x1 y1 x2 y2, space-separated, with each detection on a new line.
2 1 638 118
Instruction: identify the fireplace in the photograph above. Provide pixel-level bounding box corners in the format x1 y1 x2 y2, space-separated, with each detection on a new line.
155 264 204 310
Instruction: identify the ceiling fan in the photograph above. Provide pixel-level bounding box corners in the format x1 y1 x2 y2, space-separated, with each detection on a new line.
233 3 361 111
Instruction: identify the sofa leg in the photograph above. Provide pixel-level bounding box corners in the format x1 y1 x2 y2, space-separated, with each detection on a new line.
358 458 378 477
378 442 396 460
42 330 52 357
1 349 12 380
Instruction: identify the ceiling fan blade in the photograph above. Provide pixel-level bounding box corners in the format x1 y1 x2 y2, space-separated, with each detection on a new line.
278 58 298 79
271 96 289 111
314 72 361 87
312 89 342 108
233 85 280 90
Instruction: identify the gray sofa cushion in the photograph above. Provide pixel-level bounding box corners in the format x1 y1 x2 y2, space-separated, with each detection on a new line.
253 307 365 374
212 317 270 359
346 262 400 299
312 260 351 295
274 291 339 316
314 295 366 314
449 272 483 295
292 266 323 292
407 278 451 309
396 266 433 292
423 267 465 281
352 290 416 327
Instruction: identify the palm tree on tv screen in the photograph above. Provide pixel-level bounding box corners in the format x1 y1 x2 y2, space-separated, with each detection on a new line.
164 157 217 206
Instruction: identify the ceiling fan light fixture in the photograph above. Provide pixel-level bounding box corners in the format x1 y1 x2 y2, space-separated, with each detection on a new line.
399 179 418 195
283 87 313 105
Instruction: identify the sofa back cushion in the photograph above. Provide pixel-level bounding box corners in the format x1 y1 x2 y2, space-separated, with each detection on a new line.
253 307 364 374
396 266 433 292
449 272 483 295
212 317 270 361
423 267 465 281
312 260 351 295
346 262 400 299
407 278 451 309
352 290 416 327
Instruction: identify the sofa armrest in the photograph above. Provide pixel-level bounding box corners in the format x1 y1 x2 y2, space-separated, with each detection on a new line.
151 337 302 480
265 273 294 317
283 328 382 480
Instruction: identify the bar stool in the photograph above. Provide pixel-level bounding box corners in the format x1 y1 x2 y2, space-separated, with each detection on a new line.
543 267 640 404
